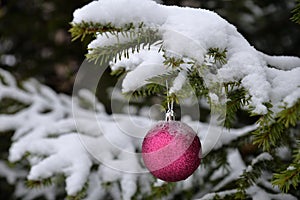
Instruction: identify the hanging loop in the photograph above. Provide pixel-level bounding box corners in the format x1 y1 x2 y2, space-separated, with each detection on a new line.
165 80 175 121
165 109 175 121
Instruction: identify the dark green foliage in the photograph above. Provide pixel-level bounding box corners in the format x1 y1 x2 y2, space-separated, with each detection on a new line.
122 71 179 108
272 164 300 192
186 67 209 98
163 55 185 68
26 178 53 189
278 101 300 128
70 21 161 66
207 48 227 65
202 149 230 170
0 0 91 93
126 83 166 99
236 156 273 197
1 0 300 199
251 101 300 194
143 182 176 200
66 182 88 200
224 84 250 128
70 22 138 41
86 28 160 65
291 0 300 24
110 68 126 77
253 101 300 152
272 140 300 192
0 98 28 114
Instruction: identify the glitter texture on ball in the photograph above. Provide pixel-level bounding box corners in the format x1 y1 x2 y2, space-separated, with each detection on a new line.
142 121 202 182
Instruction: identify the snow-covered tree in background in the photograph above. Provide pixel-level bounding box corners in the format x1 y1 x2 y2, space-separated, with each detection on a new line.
0 0 300 199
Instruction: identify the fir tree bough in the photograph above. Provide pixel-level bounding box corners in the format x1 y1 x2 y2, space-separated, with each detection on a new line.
69 0 300 199
0 0 300 199
291 0 300 24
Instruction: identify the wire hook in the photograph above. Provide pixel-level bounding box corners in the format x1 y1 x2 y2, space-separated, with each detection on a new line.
165 80 175 121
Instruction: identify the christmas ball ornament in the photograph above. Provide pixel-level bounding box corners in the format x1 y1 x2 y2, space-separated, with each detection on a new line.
142 118 202 182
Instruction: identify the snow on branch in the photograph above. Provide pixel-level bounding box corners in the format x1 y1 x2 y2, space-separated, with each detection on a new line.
71 0 300 115
0 68 263 199
0 0 299 199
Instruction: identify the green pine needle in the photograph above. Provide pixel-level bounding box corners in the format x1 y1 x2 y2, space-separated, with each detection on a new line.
69 21 137 41
26 178 53 189
253 100 300 151
291 0 300 24
277 101 300 128
163 55 184 68
66 182 88 200
236 158 272 196
272 140 300 192
86 28 160 65
207 47 227 65
272 164 300 193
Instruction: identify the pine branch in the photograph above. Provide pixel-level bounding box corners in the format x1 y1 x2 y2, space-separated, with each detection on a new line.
207 48 227 65
186 67 209 98
224 83 250 128
144 182 176 199
146 70 179 86
0 97 29 114
253 101 300 151
86 28 161 65
202 149 230 170
69 21 139 41
272 164 300 193
163 55 185 68
291 0 300 24
124 83 166 99
235 154 273 198
26 178 53 189
122 71 179 105
272 140 300 192
110 47 228 103
110 68 126 77
253 121 285 152
277 101 300 128
294 140 300 162
66 182 88 200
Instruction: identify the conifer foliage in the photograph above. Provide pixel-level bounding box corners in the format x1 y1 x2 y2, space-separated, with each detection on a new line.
0 0 300 199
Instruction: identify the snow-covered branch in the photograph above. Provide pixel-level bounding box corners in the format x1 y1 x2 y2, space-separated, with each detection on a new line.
72 0 300 115
0 68 270 199
1 0 299 199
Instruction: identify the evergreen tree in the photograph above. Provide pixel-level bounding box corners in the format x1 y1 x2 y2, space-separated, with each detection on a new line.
0 0 299 199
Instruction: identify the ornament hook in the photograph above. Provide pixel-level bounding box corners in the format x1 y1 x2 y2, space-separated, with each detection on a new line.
165 80 175 121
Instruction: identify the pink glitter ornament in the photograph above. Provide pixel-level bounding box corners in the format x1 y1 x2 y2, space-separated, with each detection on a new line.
142 120 202 182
